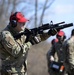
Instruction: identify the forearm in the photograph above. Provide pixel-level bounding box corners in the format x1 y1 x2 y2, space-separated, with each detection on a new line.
40 33 50 41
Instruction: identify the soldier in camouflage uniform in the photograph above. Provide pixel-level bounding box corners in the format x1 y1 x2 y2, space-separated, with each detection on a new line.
0 12 57 75
47 30 68 75
63 29 74 75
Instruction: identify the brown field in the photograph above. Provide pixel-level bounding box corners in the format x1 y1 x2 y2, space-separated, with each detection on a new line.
27 41 51 75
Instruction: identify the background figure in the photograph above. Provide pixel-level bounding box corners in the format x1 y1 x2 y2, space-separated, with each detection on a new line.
0 12 57 75
46 30 67 75
51 38 58 45
46 38 58 74
63 29 74 75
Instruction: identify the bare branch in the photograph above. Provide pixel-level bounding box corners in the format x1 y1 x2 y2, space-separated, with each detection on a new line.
35 0 38 27
39 0 55 26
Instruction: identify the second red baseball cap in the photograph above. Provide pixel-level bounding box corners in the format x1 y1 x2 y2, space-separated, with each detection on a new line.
57 30 65 36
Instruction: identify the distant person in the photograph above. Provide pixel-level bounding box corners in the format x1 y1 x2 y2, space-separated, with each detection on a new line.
0 11 57 75
51 38 58 45
63 29 74 75
46 38 58 75
46 30 67 75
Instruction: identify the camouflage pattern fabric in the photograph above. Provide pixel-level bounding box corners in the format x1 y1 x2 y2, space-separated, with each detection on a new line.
63 37 74 75
0 25 31 75
0 25 51 75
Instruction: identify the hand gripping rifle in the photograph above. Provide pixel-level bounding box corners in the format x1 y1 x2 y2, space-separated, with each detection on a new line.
14 21 73 39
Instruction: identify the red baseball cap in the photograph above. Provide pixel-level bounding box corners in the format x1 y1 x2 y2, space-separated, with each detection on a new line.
57 30 65 36
51 38 58 44
10 12 29 23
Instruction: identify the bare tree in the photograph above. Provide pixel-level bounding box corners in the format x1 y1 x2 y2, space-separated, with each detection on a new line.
39 0 55 26
35 0 38 27
0 0 27 31
0 0 55 31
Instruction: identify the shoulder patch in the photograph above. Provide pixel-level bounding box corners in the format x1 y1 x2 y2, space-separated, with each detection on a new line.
1 31 11 39
1 31 15 45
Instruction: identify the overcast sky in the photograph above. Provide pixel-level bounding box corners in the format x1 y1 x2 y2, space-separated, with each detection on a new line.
43 0 74 23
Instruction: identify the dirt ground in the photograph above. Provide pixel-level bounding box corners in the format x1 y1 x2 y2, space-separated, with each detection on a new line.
27 41 51 75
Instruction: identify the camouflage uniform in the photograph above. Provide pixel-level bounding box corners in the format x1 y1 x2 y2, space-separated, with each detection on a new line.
0 25 50 75
63 37 74 75
47 41 67 75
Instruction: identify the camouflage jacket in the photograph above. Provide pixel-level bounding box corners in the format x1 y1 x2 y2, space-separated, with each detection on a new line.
0 25 50 71
64 36 74 67
0 25 32 68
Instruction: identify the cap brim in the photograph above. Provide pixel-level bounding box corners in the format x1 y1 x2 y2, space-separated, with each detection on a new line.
18 17 29 23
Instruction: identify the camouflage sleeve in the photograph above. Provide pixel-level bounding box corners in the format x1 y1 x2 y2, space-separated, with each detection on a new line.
1 31 23 57
63 40 70 63
26 42 32 49
22 42 32 53
40 33 50 41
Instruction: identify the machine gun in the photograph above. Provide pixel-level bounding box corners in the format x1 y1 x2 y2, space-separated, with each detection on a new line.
14 21 73 39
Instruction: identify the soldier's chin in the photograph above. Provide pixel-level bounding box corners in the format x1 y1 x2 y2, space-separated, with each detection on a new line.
21 27 25 31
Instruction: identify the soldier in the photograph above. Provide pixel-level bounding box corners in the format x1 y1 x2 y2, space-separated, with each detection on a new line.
46 30 67 75
63 29 74 75
46 38 58 74
51 38 58 45
0 12 57 75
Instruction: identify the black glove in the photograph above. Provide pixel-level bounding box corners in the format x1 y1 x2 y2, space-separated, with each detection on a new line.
28 35 41 45
48 28 57 36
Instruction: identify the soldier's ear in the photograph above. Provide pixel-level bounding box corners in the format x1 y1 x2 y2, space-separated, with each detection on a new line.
10 20 17 28
10 12 18 28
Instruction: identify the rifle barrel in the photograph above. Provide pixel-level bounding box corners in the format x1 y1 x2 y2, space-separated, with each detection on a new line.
54 23 73 30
